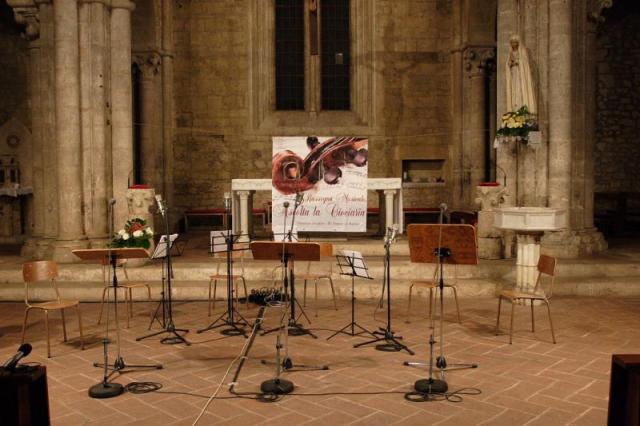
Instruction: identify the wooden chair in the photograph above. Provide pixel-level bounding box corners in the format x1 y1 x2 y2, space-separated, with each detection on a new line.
21 261 85 358
405 264 462 324
495 254 557 344
299 243 338 317
208 246 249 315
97 258 153 328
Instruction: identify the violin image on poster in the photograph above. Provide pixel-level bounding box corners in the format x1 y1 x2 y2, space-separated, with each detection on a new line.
272 136 368 195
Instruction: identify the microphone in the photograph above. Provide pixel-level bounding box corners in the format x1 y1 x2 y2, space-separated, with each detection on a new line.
155 195 165 217
108 198 116 206
295 192 304 205
283 201 290 209
384 224 398 245
439 203 448 212
3 343 32 371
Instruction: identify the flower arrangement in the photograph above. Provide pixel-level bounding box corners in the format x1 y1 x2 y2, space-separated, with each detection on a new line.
112 217 154 249
495 106 538 142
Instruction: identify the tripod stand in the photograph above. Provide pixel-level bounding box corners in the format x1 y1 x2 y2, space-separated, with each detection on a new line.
354 226 414 355
327 251 375 340
198 231 252 337
402 222 479 394
137 197 190 345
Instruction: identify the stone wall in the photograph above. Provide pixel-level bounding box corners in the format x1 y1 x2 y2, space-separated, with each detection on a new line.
172 0 457 211
595 13 640 194
0 3 28 129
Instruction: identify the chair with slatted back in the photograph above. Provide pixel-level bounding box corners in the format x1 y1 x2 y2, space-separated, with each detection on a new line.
495 254 557 344
21 261 85 358
299 242 338 317
405 263 462 324
97 258 152 328
208 246 249 316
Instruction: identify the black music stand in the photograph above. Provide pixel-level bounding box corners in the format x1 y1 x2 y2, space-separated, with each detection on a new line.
197 230 251 337
73 248 163 399
137 233 190 345
327 250 375 340
403 224 479 394
251 241 318 338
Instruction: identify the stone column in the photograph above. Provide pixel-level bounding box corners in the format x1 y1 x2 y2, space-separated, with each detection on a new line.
547 0 572 216
79 0 109 246
13 5 43 257
161 0 175 211
110 0 135 227
383 189 396 230
463 47 495 207
238 191 250 242
52 0 87 262
134 52 162 189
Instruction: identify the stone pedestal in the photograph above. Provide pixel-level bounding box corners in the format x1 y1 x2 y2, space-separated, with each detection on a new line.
125 187 156 266
475 184 507 259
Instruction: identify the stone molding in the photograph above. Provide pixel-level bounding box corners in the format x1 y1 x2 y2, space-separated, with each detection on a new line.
7 1 40 41
110 0 135 11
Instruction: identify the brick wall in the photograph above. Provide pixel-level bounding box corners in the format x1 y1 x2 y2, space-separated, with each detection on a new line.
595 13 640 194
171 0 455 210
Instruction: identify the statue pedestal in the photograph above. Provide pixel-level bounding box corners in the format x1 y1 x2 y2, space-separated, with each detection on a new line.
125 187 156 267
474 184 507 259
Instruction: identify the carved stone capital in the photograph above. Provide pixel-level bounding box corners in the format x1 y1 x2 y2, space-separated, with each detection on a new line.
588 0 613 24
7 2 40 41
464 47 496 76
474 184 507 212
133 52 162 77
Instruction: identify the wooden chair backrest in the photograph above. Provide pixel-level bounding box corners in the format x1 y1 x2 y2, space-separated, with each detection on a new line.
22 261 60 305
303 243 333 275
535 255 556 297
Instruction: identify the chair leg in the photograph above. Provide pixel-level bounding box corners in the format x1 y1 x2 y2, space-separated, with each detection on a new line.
97 286 108 324
21 308 30 344
314 279 319 317
328 277 338 311
451 286 461 324
77 304 85 350
61 309 68 342
530 299 535 332
303 280 308 307
240 277 249 307
44 310 51 358
129 288 134 318
429 288 433 320
544 300 556 344
495 296 502 335
405 284 414 323
146 284 153 323
126 288 132 328
509 299 516 345
208 279 213 316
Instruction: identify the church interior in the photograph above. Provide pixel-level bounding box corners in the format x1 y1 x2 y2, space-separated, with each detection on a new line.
0 0 639 425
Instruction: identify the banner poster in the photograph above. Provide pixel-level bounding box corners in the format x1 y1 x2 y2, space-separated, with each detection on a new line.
272 136 368 236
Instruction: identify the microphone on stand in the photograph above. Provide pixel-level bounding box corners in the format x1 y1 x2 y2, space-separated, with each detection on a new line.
439 203 448 212
108 198 116 206
2 343 32 371
155 195 165 217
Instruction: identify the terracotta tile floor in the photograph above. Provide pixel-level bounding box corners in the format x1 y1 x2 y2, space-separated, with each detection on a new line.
1 295 638 425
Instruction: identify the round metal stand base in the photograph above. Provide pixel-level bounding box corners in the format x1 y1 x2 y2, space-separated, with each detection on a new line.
221 328 245 336
88 382 124 399
375 343 402 352
260 378 294 395
414 378 448 394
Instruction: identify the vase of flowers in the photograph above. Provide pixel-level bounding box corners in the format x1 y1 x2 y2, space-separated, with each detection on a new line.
495 106 539 145
112 217 154 266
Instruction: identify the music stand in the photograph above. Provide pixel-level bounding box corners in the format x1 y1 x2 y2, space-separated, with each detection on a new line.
198 230 252 337
251 241 319 338
403 224 479 394
72 248 163 399
137 233 190 345
327 250 375 340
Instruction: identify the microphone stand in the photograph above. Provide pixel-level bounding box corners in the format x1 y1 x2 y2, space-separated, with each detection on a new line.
404 205 477 395
137 198 190 345
354 227 414 355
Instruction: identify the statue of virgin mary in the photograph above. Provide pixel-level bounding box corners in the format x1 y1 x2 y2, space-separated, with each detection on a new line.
505 35 537 114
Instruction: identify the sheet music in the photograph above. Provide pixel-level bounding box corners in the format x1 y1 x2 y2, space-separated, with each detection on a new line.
338 250 372 279
151 233 179 259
